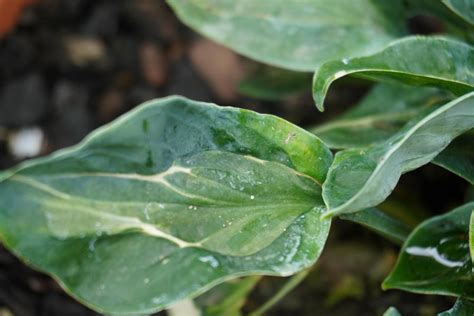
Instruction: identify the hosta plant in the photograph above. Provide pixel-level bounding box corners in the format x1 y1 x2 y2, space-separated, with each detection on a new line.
1 1 474 315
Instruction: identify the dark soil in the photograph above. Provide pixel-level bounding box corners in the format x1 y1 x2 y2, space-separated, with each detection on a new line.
0 1 468 315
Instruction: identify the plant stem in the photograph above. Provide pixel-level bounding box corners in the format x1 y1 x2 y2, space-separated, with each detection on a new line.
248 269 310 316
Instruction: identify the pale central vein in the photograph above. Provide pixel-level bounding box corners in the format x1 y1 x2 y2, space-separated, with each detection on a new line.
11 174 201 249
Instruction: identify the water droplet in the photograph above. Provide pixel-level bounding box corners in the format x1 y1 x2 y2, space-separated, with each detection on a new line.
144 204 151 220
250 195 255 200
405 246 464 268
88 238 97 252
342 58 349 65
144 278 150 284
198 255 219 268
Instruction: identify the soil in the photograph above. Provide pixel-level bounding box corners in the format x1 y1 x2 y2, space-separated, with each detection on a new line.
0 1 469 315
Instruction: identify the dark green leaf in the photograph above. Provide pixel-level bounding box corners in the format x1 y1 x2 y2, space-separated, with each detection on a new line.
238 66 311 101
339 208 411 245
383 202 474 298
322 92 474 218
313 36 474 111
0 97 332 314
442 0 474 25
195 276 261 316
311 83 449 149
438 298 474 316
433 132 474 184
167 0 406 71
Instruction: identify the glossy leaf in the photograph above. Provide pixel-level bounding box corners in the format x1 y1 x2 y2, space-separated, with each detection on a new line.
433 133 474 184
0 96 333 314
167 0 406 71
438 298 474 316
384 307 401 316
322 92 474 218
339 208 411 245
313 36 474 111
238 66 311 101
442 0 474 25
311 83 449 149
383 202 474 298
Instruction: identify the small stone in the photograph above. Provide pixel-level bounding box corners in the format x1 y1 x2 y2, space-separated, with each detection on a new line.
64 36 107 67
8 126 44 159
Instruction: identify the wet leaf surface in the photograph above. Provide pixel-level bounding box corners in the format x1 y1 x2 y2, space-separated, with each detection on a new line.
384 202 474 299
0 97 332 314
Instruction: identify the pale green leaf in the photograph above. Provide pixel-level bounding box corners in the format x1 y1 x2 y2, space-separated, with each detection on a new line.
442 0 474 25
470 211 474 262
167 0 406 71
384 307 402 316
0 96 332 314
383 202 474 299
322 92 474 218
313 36 474 111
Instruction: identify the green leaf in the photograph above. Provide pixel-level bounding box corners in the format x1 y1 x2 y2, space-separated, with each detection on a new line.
238 66 311 101
439 298 474 316
383 202 474 298
470 211 474 262
383 307 402 316
339 208 411 245
313 36 474 111
322 92 474 218
0 97 332 314
195 276 261 316
167 0 406 71
433 132 474 184
442 0 474 25
311 83 449 149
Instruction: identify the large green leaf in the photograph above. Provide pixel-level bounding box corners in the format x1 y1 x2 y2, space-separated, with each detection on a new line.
167 0 406 71
0 97 333 314
438 298 474 316
312 36 474 111
442 0 474 25
322 92 474 218
311 83 449 149
433 132 474 184
383 202 474 298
